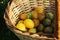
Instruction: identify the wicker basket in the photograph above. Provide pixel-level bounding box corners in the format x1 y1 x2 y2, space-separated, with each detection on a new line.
4 0 58 40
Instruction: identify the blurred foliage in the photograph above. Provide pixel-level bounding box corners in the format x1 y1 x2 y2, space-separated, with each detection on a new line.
0 0 19 40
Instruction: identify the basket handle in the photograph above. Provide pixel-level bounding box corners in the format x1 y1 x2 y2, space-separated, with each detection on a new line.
4 1 14 27
4 12 13 27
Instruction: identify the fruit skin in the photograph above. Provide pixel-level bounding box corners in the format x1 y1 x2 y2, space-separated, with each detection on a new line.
20 13 28 20
33 19 40 27
34 6 45 21
44 27 54 33
35 6 44 13
18 20 24 23
37 24 44 32
32 10 38 19
46 12 54 20
29 28 36 34
43 18 51 26
38 13 45 21
27 12 32 19
24 19 34 29
16 22 27 31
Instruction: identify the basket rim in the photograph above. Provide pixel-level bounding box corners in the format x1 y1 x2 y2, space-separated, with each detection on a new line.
4 15 57 40
4 0 58 40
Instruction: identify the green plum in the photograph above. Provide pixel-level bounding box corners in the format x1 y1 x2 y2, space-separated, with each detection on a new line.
37 24 44 32
29 28 36 34
43 18 51 26
46 12 54 20
44 26 54 33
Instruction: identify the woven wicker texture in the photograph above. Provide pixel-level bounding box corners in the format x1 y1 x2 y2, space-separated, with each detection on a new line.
7 0 56 26
4 0 58 40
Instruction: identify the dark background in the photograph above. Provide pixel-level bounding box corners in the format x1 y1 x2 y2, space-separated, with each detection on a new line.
0 0 19 40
